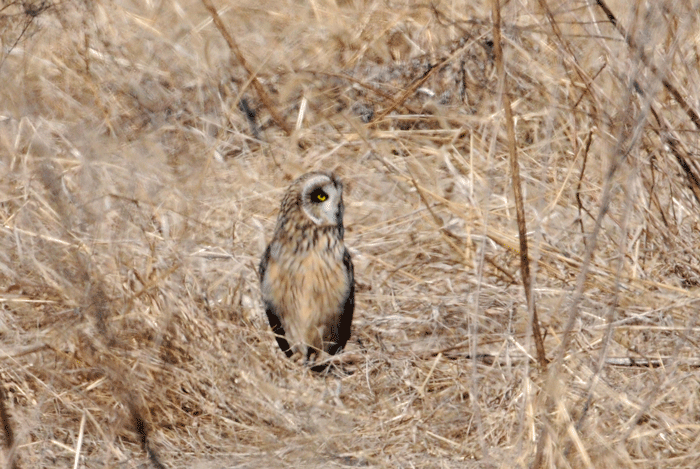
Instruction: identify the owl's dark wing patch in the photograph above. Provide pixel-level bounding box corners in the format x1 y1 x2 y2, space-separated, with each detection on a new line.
259 245 294 358
258 244 271 281
327 248 355 356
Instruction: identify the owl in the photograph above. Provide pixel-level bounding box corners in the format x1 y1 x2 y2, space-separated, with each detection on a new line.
258 171 355 365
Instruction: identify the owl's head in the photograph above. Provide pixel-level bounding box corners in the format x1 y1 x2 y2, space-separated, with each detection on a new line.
297 172 344 230
275 171 347 242
277 171 345 235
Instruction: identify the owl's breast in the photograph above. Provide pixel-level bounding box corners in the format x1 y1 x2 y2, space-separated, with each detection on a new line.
266 239 349 328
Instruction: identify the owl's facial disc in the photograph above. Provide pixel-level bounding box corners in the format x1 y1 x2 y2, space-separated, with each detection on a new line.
302 175 343 227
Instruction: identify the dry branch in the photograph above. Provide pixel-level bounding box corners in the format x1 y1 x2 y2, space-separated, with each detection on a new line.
596 0 700 205
201 0 292 136
596 0 700 130
491 0 547 368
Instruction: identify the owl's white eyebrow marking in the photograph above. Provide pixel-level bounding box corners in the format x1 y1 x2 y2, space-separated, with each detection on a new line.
304 208 324 225
301 175 333 200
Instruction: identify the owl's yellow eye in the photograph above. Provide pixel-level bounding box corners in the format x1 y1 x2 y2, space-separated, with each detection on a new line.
310 188 328 203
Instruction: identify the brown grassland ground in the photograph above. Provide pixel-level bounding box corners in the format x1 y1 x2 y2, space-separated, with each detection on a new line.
2 0 700 467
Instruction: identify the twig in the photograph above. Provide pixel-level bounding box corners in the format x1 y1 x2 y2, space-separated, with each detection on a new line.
72 412 86 469
605 357 700 367
200 0 292 136
371 62 438 124
432 350 700 368
491 0 547 369
371 37 477 124
595 0 700 206
648 106 700 205
575 129 594 244
595 0 700 131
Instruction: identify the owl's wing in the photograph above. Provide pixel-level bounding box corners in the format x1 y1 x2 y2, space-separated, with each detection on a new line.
259 244 294 358
327 248 355 355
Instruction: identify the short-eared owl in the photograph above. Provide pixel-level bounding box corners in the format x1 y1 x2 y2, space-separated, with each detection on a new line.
259 172 354 364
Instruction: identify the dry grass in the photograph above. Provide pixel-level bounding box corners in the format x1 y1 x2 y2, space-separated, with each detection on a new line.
1 0 700 467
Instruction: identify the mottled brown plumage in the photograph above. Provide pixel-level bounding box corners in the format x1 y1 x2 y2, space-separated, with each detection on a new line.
259 172 354 364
